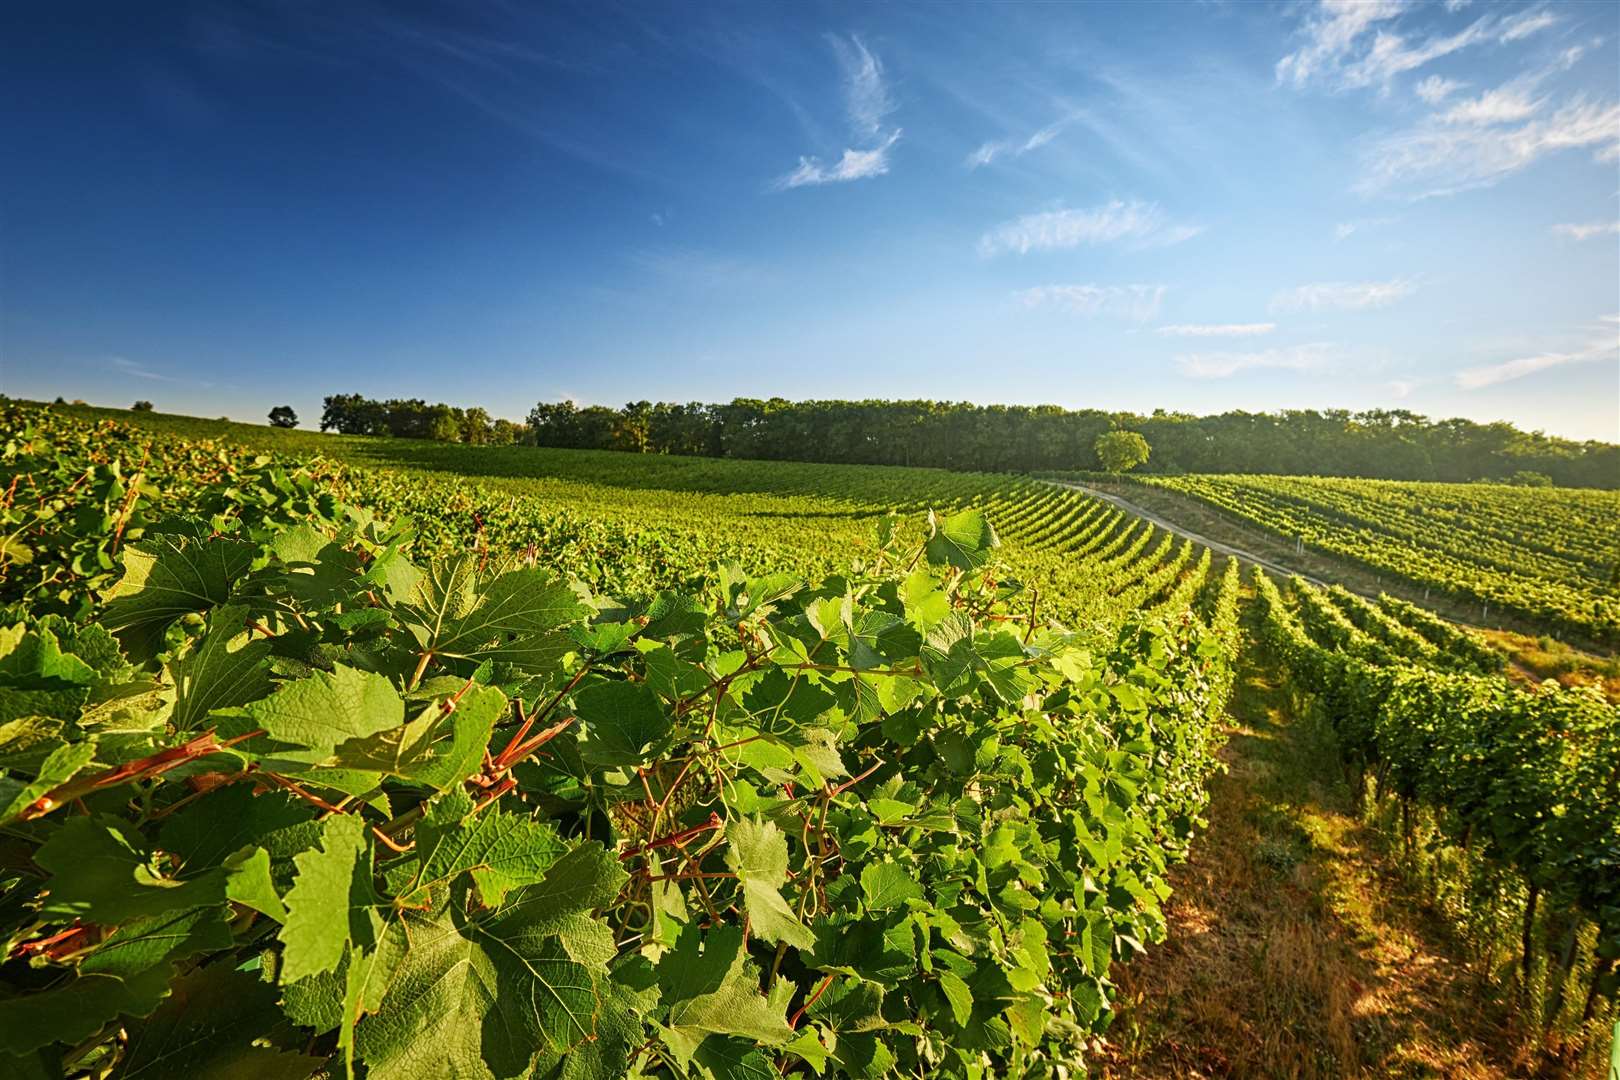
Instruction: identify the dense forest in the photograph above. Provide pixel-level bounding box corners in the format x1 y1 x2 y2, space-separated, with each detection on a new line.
318 394 1620 488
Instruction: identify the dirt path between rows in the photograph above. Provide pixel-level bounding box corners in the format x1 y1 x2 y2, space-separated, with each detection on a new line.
1046 480 1330 587
1098 618 1583 1078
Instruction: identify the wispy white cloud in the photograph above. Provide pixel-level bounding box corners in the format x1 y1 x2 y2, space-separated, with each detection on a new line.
110 356 182 383
1016 284 1167 321
1275 0 1406 89
1270 279 1417 312
1156 323 1276 338
1333 216 1395 241
1359 97 1620 198
1555 40 1598 71
1439 82 1544 125
966 121 1066 169
1551 220 1620 240
1414 74 1466 104
978 200 1202 257
1455 316 1619 389
1498 6 1560 44
829 34 894 139
775 35 901 191
1277 1 1560 92
1443 0 1471 12
1177 342 1346 379
776 129 902 189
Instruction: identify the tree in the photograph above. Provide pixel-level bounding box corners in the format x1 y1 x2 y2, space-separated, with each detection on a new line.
424 404 462 442
268 405 299 428
1094 430 1151 473
131 400 154 412
460 407 491 445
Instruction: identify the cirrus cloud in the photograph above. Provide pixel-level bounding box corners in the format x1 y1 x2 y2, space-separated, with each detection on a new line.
978 200 1202 257
1015 284 1167 321
1552 221 1620 241
1269 278 1417 312
1176 342 1347 379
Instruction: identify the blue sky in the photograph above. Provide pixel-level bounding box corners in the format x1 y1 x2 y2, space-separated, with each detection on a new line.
2 1 1617 441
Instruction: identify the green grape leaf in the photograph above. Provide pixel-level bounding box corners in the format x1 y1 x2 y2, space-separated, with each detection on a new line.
937 970 973 1027
657 923 793 1045
35 815 226 923
0 968 175 1056
100 535 257 661
860 862 923 913
355 891 604 1080
725 817 814 950
241 664 402 757
925 509 998 571
0 738 95 824
158 785 309 875
429 565 589 667
278 814 377 983
741 668 837 732
0 626 97 722
0 907 231 1056
406 794 571 908
404 683 506 791
168 605 272 730
576 679 673 767
115 961 324 1080
223 846 288 921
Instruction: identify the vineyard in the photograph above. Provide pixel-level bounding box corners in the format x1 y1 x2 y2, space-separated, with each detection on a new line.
0 401 1615 1078
1117 473 1620 650
1254 571 1620 1050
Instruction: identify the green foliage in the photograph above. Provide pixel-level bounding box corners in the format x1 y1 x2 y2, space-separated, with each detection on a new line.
1093 431 1151 474
0 402 1243 1077
1253 571 1620 1031
131 401 154 412
268 406 299 429
1129 472 1620 648
520 397 1620 488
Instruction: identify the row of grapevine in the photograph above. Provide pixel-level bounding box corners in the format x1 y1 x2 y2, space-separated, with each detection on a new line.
1254 572 1619 1037
1123 473 1620 649
0 404 1240 1078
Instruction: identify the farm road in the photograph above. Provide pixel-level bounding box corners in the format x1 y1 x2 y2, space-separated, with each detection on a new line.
1045 480 1329 588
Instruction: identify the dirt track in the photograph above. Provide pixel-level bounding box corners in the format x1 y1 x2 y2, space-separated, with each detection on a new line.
1046 479 1331 588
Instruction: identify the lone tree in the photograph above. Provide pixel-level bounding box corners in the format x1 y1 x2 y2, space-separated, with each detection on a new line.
131 400 154 412
268 405 299 428
1094 429 1151 473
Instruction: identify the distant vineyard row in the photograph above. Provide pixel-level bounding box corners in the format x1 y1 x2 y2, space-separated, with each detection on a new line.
1122 472 1620 649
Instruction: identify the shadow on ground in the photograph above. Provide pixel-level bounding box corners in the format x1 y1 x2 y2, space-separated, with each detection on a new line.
1099 615 1565 1079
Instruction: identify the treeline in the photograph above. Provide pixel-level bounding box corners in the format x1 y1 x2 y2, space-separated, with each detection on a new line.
524 398 1620 488
320 394 525 444
319 394 1620 488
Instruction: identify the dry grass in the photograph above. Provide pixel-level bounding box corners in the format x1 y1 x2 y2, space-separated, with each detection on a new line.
1098 630 1602 1079
1481 628 1620 703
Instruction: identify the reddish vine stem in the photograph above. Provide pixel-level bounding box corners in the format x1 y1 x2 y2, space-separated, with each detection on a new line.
619 812 723 861
20 727 265 821
788 974 836 1029
827 758 884 798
